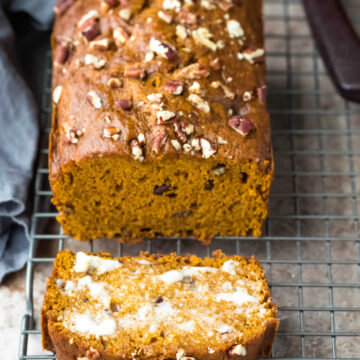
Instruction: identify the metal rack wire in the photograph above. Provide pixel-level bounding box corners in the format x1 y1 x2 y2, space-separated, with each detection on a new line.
19 0 360 358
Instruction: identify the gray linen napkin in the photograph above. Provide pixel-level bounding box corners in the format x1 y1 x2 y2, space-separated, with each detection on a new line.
0 0 55 282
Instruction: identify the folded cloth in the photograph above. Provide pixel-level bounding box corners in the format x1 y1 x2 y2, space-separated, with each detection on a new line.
0 0 55 282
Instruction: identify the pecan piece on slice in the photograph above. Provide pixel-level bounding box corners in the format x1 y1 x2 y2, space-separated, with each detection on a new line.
174 122 187 143
65 127 84 144
87 91 102 109
228 344 247 358
152 125 167 154
89 38 111 51
124 64 146 80
178 63 209 80
229 115 254 136
103 125 121 140
150 38 178 62
85 347 100 359
243 46 265 64
200 138 216 159
131 139 144 162
157 110 176 124
162 80 184 95
257 84 267 104
113 26 130 46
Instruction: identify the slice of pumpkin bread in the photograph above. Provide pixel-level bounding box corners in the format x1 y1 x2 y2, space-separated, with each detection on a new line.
42 250 279 360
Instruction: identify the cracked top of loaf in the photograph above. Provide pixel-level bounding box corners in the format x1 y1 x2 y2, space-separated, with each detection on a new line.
42 250 278 358
50 0 271 176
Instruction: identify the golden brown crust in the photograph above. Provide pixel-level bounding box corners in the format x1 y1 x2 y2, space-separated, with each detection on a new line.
42 250 279 360
49 0 273 242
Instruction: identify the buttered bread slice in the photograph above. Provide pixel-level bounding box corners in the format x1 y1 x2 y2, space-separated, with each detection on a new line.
41 250 279 360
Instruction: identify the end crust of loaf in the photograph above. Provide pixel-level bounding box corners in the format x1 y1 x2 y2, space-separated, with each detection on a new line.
42 250 279 360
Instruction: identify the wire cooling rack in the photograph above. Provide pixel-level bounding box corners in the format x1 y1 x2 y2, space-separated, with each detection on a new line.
19 0 360 359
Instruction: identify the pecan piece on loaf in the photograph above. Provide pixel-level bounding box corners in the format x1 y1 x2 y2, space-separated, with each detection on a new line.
229 116 254 136
54 0 75 15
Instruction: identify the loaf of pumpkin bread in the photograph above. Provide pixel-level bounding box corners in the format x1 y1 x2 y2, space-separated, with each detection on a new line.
42 250 279 360
50 0 273 243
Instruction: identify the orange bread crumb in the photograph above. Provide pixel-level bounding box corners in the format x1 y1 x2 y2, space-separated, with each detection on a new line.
42 250 279 360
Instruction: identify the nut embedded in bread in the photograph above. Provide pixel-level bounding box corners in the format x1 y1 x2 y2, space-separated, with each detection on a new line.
41 250 279 360
50 0 273 243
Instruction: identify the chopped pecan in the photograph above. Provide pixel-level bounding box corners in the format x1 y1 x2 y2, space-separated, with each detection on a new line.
103 125 121 140
150 38 178 62
52 85 63 104
176 349 196 360
243 46 265 64
157 110 176 124
89 38 111 50
87 91 102 109
257 84 267 104
84 54 106 69
190 138 201 151
65 127 84 144
242 91 252 102
119 8 132 21
114 99 132 111
171 139 182 151
183 143 192 152
211 81 235 100
124 65 145 79
83 26 100 42
79 11 101 41
183 123 194 135
178 63 209 79
54 40 72 65
152 126 167 154
178 10 197 25
174 122 187 143
113 26 130 46
158 10 173 23
188 94 210 113
85 347 100 359
131 139 144 162
229 116 254 136
228 344 247 358
138 133 146 145
189 81 201 94
54 0 75 15
162 80 184 95
200 138 216 158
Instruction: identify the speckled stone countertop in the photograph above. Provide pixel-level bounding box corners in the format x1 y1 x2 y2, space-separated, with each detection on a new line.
2 1 360 359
